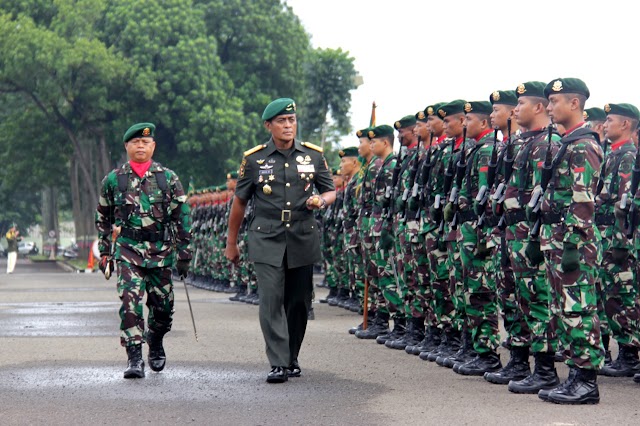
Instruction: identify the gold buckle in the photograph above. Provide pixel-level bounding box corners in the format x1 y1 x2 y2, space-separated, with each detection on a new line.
281 210 292 222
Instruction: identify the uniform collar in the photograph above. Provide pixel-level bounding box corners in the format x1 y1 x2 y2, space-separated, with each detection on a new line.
263 137 304 157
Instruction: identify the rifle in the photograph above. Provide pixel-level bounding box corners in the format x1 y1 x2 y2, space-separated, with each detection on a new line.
476 128 499 226
418 133 435 208
448 125 468 230
528 123 555 239
596 138 609 196
104 227 119 280
623 130 640 238
438 139 457 237
492 117 515 209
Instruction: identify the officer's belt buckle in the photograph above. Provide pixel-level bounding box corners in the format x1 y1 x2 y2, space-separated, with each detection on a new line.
281 210 292 222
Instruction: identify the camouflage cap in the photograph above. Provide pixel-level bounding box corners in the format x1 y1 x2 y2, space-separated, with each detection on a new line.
338 146 359 157
356 127 372 138
123 122 155 143
515 81 547 99
584 107 606 122
368 125 394 139
464 101 493 116
489 90 517 106
394 115 417 129
604 103 640 120
437 100 466 119
261 98 296 121
544 77 590 99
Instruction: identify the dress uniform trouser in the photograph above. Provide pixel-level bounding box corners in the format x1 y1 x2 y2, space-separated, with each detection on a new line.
255 254 314 368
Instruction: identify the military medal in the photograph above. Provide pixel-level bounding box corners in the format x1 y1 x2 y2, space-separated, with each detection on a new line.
268 175 275 181
258 175 264 183
263 184 272 195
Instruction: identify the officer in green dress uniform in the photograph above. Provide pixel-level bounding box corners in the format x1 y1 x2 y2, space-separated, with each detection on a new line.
225 98 336 383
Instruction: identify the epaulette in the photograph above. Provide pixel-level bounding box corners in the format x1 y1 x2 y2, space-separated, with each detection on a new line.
301 141 323 152
244 144 267 157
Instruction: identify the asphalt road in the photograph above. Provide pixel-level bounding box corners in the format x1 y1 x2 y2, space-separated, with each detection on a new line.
0 258 638 425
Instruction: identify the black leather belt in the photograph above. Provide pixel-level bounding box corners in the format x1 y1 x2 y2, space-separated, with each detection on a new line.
504 209 527 226
120 227 165 242
260 208 313 222
459 210 478 223
541 212 563 224
482 215 500 227
595 214 615 226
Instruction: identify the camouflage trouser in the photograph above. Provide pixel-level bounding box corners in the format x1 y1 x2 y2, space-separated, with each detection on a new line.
595 275 609 339
508 239 555 353
601 249 640 347
394 221 408 301
447 239 465 333
459 222 499 354
238 232 251 287
117 261 174 347
323 234 337 289
371 238 402 315
359 216 379 311
344 225 364 306
545 247 604 370
409 231 429 319
425 230 455 332
333 230 349 290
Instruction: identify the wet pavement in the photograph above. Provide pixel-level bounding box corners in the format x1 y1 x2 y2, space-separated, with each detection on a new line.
1 260 639 425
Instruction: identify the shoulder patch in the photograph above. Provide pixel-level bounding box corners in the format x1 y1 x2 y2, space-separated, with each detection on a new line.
301 141 324 152
244 144 267 157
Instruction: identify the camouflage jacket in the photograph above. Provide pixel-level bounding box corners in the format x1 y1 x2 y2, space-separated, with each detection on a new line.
419 138 450 234
595 139 635 250
456 130 495 215
371 152 397 235
342 173 362 249
357 157 381 229
440 137 464 241
393 145 419 222
95 161 192 268
503 128 561 241
539 123 604 250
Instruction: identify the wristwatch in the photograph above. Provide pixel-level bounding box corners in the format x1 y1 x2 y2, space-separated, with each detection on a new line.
319 197 327 209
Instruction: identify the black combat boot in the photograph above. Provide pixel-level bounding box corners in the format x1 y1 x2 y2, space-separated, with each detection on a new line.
600 344 640 377
414 327 442 356
320 287 338 304
347 293 361 312
229 284 247 302
349 311 373 335
484 346 531 385
545 368 599 405
329 288 349 306
124 344 145 379
387 317 425 350
337 289 352 308
355 311 390 339
508 351 559 394
435 330 462 366
538 367 576 401
456 351 502 376
449 331 476 370
146 330 167 372
634 372 640 383
376 315 406 345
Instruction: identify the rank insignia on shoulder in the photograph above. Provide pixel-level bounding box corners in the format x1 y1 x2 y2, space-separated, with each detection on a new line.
302 141 323 152
244 144 267 157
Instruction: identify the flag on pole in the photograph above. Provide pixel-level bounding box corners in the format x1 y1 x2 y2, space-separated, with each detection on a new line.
369 101 377 127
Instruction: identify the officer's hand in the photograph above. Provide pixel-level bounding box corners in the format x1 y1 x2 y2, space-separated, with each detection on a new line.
524 241 544 266
306 195 324 210
443 202 454 222
379 229 394 251
429 206 442 223
224 243 240 265
474 241 491 258
561 242 580 272
614 200 629 221
176 259 190 279
99 255 114 280
611 248 630 266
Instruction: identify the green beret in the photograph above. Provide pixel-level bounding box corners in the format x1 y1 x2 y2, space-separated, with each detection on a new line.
489 90 517 106
425 102 446 120
464 101 493 116
123 122 155 143
584 107 606 122
515 81 546 99
332 167 342 176
356 127 372 138
226 171 238 179
339 146 359 157
437 100 466 119
262 98 296 121
604 103 640 120
544 78 590 99
368 125 394 139
394 115 417 129
415 109 428 122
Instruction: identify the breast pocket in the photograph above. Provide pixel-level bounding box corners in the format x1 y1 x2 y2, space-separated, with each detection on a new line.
250 219 274 234
148 190 167 220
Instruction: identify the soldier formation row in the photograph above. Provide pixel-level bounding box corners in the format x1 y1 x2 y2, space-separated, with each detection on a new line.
186 77 640 404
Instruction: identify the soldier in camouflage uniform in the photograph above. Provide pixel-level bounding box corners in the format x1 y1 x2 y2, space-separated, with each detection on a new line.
535 78 605 404
320 170 341 303
385 115 420 349
326 169 349 307
96 122 192 379
596 103 640 377
444 101 502 375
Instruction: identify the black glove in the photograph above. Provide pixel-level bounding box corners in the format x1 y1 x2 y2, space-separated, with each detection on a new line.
99 255 114 279
429 206 443 223
611 248 629 266
379 229 394 251
561 242 580 272
474 241 491 258
176 259 190 278
525 241 544 266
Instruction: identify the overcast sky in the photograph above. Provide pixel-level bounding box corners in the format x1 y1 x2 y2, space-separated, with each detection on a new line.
285 0 639 147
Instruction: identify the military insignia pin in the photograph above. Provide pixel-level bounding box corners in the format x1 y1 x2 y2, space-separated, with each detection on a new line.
427 107 434 116
395 121 401 129
256 159 265 165
296 155 304 163
492 91 500 102
604 104 611 113
418 111 426 120
517 84 526 95
142 127 151 136
552 80 563 92
304 155 311 163
356 130 363 137
368 130 375 138
438 109 446 118
464 103 472 113
300 173 306 179
263 184 272 195
583 111 589 120
258 175 264 183
268 175 275 181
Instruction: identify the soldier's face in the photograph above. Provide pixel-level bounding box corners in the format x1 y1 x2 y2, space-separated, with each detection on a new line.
415 121 429 142
370 138 386 156
399 127 416 146
464 114 484 139
265 114 297 142
547 94 572 125
514 97 535 129
358 138 372 157
125 137 155 163
443 115 463 138
226 178 237 191
428 116 444 135
340 156 355 175
604 115 625 142
490 105 511 130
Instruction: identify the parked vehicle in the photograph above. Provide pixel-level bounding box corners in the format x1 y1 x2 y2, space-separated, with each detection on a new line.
17 241 38 257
